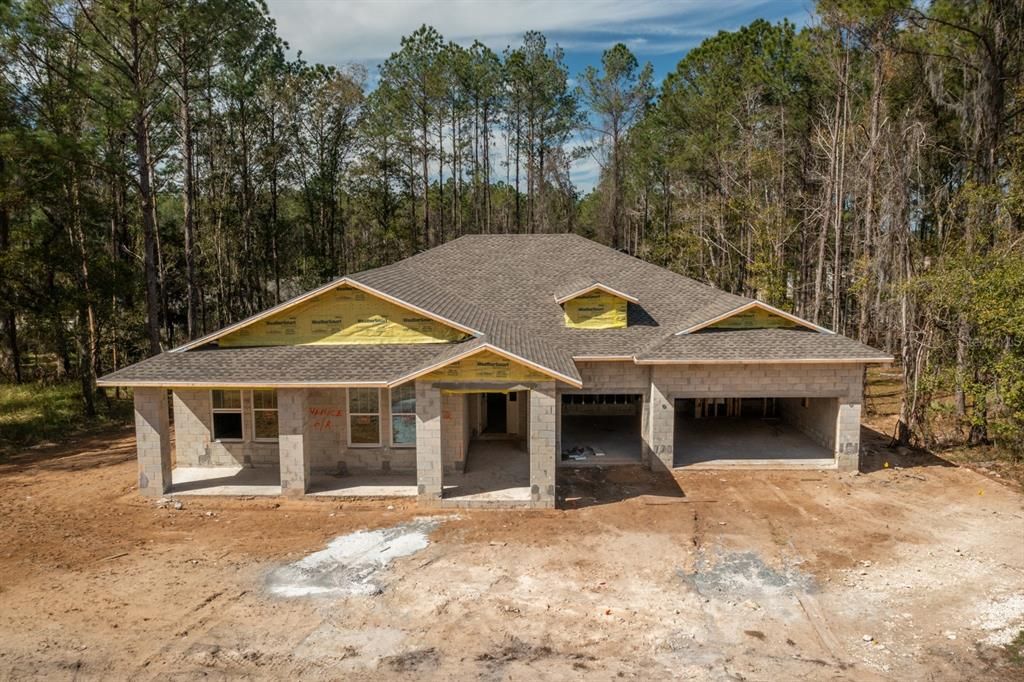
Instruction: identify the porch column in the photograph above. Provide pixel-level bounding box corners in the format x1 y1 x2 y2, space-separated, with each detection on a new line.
278 388 310 497
529 382 557 508
416 381 443 502
133 387 172 497
835 400 862 472
648 368 674 472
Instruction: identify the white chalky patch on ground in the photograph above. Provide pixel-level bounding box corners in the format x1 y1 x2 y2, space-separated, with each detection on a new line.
266 518 442 598
973 594 1024 646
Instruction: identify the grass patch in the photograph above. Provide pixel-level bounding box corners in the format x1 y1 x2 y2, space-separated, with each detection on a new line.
1005 630 1024 668
0 383 132 458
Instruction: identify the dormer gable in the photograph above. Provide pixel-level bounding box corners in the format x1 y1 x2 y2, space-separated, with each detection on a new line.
555 281 637 330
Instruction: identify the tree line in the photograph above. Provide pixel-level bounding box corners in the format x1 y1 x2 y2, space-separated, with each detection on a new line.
1 0 1022 457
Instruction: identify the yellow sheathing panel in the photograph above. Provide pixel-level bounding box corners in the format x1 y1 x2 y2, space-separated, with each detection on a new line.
423 350 551 383
562 292 628 329
219 286 470 346
708 307 801 330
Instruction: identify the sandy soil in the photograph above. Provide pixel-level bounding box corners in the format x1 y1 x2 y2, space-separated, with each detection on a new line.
1 424 1022 680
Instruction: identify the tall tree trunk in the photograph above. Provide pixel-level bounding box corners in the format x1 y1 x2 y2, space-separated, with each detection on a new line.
180 61 199 340
0 155 20 382
68 170 97 417
134 110 162 355
421 112 430 249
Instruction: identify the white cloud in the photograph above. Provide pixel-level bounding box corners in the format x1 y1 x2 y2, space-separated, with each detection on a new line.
265 0 795 63
264 0 811 191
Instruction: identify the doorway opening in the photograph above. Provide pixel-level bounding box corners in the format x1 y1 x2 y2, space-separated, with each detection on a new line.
483 392 508 434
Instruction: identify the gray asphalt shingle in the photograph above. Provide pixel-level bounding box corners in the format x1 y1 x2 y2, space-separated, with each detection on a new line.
636 328 893 362
99 234 891 386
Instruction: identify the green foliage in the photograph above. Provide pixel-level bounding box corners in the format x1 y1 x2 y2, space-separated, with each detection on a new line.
0 383 131 457
1006 629 1024 668
917 243 1024 456
0 0 1022 461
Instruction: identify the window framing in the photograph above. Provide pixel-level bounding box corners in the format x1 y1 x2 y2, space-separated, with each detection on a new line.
346 387 382 447
210 389 244 442
251 389 280 442
389 382 416 448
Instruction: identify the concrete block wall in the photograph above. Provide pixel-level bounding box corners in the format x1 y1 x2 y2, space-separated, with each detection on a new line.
133 387 172 497
172 389 279 468
171 387 418 475
779 397 839 451
278 388 310 496
416 381 443 501
306 387 417 474
649 363 865 471
529 382 557 508
835 402 862 471
306 388 345 471
441 392 469 473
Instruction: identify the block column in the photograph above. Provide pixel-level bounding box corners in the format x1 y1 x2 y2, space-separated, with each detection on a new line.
529 382 557 508
416 381 443 502
835 400 862 472
647 368 675 472
133 387 172 497
278 388 310 497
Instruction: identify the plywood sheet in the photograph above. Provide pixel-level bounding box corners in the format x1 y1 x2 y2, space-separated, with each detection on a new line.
219 286 470 346
423 350 550 383
563 292 628 329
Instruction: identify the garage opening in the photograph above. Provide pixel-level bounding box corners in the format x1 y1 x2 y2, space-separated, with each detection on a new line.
560 393 642 466
673 397 836 467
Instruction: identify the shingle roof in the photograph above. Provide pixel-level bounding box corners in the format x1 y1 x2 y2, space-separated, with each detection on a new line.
349 234 749 358
98 344 452 386
636 328 893 363
99 234 891 387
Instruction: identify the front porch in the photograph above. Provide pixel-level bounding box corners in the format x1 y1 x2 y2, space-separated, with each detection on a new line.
131 380 560 509
167 466 420 498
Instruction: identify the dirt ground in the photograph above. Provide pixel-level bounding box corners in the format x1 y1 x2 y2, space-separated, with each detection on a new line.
1 423 1023 680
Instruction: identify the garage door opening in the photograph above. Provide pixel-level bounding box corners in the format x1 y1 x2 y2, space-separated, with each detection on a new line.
561 393 642 466
673 397 836 468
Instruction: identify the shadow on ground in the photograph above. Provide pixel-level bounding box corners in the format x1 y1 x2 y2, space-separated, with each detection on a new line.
858 424 957 474
557 464 685 509
0 424 135 474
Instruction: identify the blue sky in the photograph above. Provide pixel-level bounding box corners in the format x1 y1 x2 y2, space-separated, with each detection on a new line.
265 0 816 190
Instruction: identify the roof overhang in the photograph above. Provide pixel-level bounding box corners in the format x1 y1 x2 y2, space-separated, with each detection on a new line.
633 356 894 365
94 379 391 388
554 283 639 305
676 301 832 335
170 276 484 353
389 342 583 388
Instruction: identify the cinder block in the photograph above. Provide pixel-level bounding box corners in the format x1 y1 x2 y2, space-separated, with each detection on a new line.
134 388 171 497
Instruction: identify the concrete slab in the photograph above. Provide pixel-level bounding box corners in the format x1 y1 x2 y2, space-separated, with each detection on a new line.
443 439 530 504
674 417 833 468
170 467 281 496
308 474 418 498
560 414 642 467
